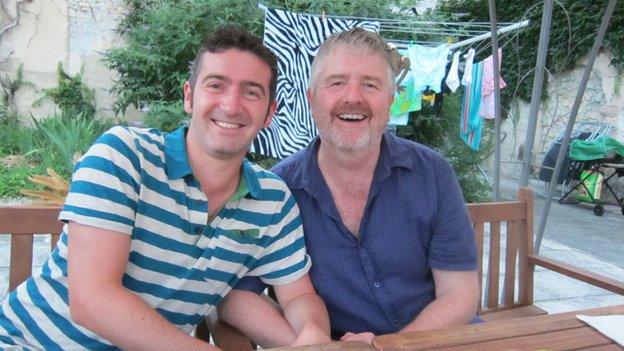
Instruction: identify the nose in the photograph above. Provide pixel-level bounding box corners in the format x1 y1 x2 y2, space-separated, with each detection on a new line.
344 82 364 104
219 89 243 116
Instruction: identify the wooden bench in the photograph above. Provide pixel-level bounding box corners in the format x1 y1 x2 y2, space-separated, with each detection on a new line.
0 205 63 293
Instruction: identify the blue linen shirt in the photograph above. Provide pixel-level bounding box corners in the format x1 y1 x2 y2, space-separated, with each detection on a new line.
236 132 477 337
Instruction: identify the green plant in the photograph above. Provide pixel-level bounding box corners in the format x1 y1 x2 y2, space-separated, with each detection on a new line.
0 162 43 197
397 93 492 203
38 63 96 118
0 119 36 157
0 64 30 125
435 0 624 114
30 113 113 177
143 100 188 132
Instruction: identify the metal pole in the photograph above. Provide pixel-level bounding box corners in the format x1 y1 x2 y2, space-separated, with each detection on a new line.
449 20 530 50
488 0 502 200
535 0 617 252
519 0 554 187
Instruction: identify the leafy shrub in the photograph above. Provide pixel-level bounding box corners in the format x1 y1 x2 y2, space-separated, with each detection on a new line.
39 63 97 118
30 113 113 177
0 64 30 126
0 163 42 197
143 100 188 132
0 120 36 157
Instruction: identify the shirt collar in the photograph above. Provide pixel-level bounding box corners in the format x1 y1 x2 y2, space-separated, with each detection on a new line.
292 132 415 194
164 125 262 199
164 125 193 179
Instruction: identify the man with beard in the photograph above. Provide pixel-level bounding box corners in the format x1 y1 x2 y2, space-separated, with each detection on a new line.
0 25 329 350
217 27 480 347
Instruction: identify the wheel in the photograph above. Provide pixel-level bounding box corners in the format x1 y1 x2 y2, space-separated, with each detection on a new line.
593 204 604 216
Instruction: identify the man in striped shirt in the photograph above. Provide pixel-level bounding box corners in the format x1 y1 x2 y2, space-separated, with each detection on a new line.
0 25 330 350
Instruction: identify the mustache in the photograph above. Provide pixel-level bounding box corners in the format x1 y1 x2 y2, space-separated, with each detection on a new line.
331 101 373 116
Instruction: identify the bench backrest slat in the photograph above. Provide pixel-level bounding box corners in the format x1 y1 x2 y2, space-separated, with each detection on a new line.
0 206 63 293
466 187 534 314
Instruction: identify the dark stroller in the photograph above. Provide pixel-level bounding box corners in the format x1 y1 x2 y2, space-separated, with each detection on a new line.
539 122 624 216
557 135 624 216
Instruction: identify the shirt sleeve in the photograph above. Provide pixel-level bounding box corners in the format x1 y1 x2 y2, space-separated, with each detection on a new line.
59 126 141 235
246 191 311 286
233 276 268 294
428 157 478 271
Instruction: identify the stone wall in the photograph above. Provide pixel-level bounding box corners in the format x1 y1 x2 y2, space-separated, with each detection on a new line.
0 0 129 121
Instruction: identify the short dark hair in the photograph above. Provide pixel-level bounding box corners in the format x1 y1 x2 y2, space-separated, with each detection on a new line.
189 25 278 102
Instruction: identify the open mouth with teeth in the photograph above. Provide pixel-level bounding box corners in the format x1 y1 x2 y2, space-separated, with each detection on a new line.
337 113 367 122
213 120 243 129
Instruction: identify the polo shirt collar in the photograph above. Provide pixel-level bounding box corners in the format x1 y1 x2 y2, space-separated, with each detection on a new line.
291 132 414 205
164 125 262 200
164 125 193 179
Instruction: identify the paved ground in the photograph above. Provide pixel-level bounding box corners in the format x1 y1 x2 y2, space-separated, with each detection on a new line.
499 178 624 312
1 178 623 314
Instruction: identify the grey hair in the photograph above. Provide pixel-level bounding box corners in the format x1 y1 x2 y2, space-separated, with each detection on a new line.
308 27 398 94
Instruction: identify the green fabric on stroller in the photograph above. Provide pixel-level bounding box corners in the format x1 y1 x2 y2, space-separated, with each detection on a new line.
569 136 624 161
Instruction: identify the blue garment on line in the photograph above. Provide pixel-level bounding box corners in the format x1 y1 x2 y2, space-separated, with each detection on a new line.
407 44 450 93
460 61 484 150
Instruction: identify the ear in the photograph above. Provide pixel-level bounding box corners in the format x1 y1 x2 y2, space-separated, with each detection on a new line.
183 81 193 114
263 100 277 128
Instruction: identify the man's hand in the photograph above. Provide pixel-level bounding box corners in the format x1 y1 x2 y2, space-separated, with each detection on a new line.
292 323 331 346
340 332 375 344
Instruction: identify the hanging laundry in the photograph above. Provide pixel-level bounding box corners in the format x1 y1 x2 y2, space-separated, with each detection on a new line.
422 92 436 106
479 48 507 119
253 8 380 159
390 75 421 119
445 51 461 92
461 48 476 87
460 60 484 150
389 113 409 126
407 44 450 93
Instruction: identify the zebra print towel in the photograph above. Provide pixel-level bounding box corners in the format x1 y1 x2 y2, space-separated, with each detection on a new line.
251 8 380 159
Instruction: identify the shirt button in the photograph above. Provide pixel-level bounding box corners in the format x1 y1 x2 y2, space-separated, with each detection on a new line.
374 282 380 288
194 227 203 235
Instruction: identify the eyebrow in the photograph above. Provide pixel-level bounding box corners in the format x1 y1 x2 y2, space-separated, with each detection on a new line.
323 74 384 84
200 74 267 96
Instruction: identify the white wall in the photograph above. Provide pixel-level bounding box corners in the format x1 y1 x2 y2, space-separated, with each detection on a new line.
0 0 129 121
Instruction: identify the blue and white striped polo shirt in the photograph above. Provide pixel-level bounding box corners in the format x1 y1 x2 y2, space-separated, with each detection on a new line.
0 125 310 350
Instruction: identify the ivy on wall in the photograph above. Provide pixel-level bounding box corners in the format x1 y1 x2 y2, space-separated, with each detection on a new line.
435 0 624 116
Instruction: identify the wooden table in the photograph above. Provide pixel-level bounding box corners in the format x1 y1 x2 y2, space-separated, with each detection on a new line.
374 304 624 351
268 305 623 350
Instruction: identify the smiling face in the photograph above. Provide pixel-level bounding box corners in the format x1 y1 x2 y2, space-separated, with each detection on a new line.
308 45 394 153
184 48 276 161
